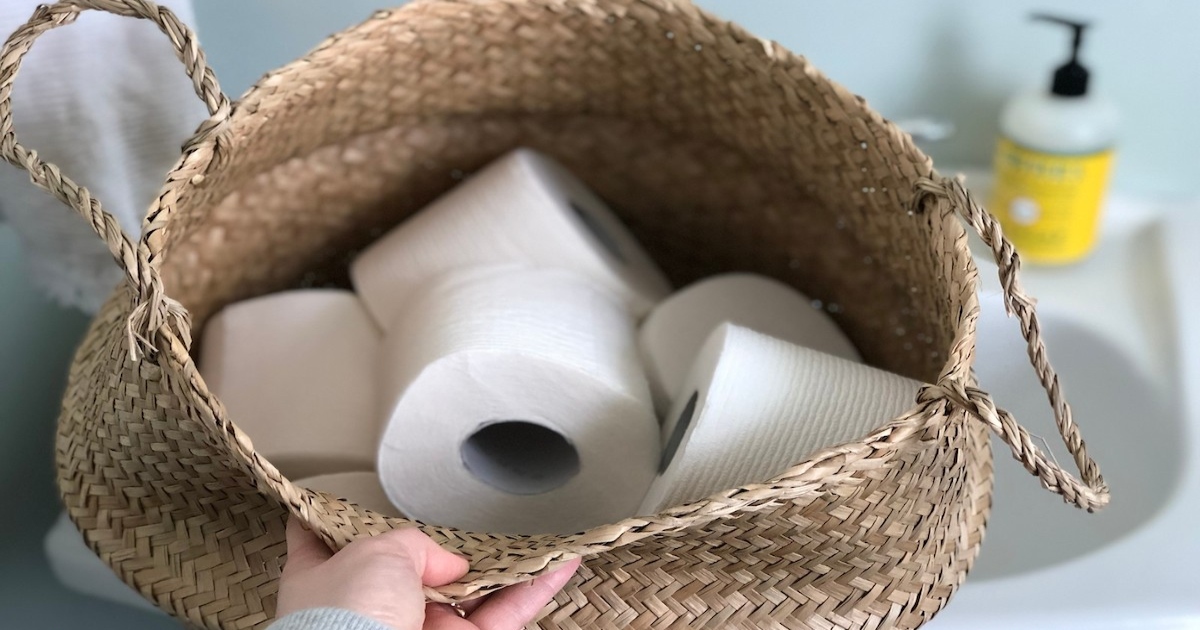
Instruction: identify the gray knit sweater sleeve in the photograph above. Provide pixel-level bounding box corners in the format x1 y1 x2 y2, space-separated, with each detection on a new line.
266 607 393 630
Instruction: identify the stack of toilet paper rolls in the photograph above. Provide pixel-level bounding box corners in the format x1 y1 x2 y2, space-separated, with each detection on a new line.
638 273 863 416
354 149 671 534
636 274 920 512
639 322 920 512
198 147 922 536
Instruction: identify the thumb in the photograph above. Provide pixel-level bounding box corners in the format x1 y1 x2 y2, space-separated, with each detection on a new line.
282 516 334 575
369 528 470 587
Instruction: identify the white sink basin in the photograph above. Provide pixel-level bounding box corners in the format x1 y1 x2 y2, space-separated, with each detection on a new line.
929 193 1199 628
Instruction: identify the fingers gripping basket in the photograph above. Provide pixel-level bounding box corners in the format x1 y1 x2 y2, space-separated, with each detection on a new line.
1 1 1110 628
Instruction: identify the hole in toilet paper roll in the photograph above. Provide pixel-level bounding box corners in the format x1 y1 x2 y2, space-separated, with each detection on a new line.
461 421 580 495
569 200 626 264
659 391 699 473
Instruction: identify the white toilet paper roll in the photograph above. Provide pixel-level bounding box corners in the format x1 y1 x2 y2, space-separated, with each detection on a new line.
639 273 861 415
199 290 382 479
350 147 671 329
639 323 920 513
378 267 659 535
296 472 399 516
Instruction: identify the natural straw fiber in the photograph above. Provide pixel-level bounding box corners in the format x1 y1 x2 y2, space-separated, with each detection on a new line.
0 1 1109 628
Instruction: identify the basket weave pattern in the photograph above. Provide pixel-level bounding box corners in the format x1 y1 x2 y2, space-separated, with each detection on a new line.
0 1 1107 628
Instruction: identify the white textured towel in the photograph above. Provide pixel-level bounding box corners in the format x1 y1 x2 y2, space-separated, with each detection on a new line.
0 0 205 312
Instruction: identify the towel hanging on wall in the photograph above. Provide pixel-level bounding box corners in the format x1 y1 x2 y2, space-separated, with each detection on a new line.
0 0 205 312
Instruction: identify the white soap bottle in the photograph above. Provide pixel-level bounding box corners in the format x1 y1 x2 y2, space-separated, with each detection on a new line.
991 14 1118 265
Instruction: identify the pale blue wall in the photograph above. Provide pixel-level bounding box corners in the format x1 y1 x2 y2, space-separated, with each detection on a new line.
194 0 1200 197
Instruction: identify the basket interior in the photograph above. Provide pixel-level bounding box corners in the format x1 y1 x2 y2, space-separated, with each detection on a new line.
160 0 969 384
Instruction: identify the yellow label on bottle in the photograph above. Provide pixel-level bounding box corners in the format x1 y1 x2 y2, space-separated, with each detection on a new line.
989 137 1114 264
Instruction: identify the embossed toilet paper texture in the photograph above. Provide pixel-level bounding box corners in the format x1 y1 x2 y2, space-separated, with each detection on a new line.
639 273 862 414
377 267 659 535
641 324 921 512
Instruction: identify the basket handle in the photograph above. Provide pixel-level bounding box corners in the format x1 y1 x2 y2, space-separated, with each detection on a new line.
0 0 230 359
913 175 1109 512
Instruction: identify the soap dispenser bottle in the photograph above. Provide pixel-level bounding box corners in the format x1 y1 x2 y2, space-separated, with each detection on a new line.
990 14 1117 265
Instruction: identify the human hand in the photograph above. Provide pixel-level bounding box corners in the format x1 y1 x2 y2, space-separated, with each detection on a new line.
277 517 581 630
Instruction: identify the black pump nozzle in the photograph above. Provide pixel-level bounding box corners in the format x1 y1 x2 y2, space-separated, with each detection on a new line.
1032 14 1091 97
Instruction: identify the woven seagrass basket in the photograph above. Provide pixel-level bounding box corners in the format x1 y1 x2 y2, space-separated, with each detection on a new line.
1 1 1109 628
